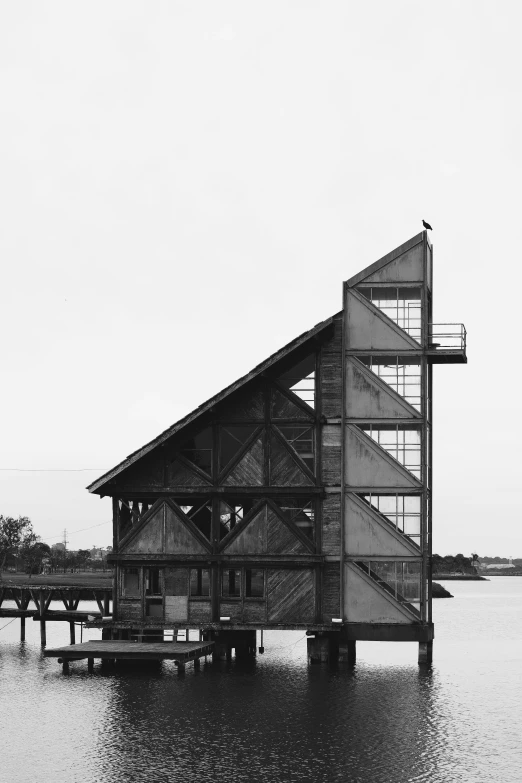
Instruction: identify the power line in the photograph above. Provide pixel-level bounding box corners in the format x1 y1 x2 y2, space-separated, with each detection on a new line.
40 520 111 542
0 468 107 472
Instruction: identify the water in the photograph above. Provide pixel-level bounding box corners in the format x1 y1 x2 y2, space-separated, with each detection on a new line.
1 578 521 783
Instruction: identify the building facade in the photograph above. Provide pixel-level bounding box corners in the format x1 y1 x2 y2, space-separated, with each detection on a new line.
88 231 466 662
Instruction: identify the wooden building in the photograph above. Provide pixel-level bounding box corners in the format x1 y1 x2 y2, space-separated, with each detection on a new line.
87 231 466 663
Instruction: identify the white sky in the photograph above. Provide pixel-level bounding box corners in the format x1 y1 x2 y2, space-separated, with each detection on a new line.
1 1 520 557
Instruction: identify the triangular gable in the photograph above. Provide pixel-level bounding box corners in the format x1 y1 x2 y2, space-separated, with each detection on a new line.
345 425 422 488
344 493 420 556
168 459 212 486
117 455 165 488
88 314 335 494
344 562 418 623
165 502 209 554
345 290 420 351
346 358 421 419
271 386 314 420
267 504 309 554
222 506 267 554
120 500 210 555
218 389 265 421
359 242 424 284
345 232 426 288
270 433 314 486
223 437 264 485
222 501 311 554
119 502 164 554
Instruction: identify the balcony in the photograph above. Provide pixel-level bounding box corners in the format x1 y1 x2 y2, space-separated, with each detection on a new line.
427 323 467 364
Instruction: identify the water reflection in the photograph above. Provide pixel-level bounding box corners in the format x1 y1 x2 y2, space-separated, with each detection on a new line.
1 580 522 783
92 650 442 783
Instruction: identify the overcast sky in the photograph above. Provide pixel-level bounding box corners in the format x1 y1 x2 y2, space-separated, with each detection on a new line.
1 1 520 557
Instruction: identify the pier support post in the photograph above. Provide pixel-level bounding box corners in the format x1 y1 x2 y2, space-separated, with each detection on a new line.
338 638 356 666
103 592 111 617
69 622 76 645
20 616 25 642
193 657 201 670
88 658 94 673
38 590 47 646
418 641 433 665
307 633 334 664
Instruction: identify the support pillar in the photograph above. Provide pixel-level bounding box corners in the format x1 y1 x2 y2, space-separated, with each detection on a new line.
88 658 94 673
20 616 25 642
193 657 200 670
307 634 334 664
103 592 111 617
338 638 356 666
69 622 76 645
418 641 433 665
39 590 46 646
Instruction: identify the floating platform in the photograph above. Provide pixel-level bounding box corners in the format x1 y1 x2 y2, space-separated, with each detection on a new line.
44 640 215 672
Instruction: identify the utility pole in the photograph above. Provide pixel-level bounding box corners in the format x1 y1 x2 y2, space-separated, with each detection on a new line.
62 529 68 573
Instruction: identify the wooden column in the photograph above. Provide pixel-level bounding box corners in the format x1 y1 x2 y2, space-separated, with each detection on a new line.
69 622 76 644
20 616 26 642
39 590 46 646
418 641 433 665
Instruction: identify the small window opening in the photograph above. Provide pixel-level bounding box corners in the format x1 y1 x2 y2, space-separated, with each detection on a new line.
218 497 257 540
278 354 316 408
222 569 241 597
144 567 161 596
122 567 140 598
181 427 213 475
190 568 210 597
278 498 315 540
278 426 314 472
245 569 264 598
219 426 257 471
175 498 212 540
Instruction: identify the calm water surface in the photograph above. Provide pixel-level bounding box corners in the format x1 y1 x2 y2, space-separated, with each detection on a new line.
1 578 521 783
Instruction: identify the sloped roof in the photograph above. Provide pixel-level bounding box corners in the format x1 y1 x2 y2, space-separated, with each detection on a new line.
345 230 429 288
87 312 339 494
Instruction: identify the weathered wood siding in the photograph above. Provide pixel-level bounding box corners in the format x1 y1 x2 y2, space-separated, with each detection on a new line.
319 315 343 419
322 563 340 622
267 569 315 623
322 493 341 555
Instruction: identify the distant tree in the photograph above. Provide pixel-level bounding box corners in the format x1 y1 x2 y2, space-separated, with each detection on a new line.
76 549 92 571
19 535 51 576
0 516 33 573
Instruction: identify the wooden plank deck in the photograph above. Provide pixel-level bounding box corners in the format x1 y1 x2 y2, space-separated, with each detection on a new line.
32 610 102 623
44 640 214 663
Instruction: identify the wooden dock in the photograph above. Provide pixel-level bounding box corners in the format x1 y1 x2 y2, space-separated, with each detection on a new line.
0 582 112 644
44 640 215 672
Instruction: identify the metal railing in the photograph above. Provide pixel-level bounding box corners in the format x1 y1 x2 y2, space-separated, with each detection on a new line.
428 323 466 351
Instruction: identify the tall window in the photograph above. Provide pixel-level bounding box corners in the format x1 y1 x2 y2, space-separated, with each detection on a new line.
359 287 421 341
360 424 421 479
190 568 210 597
358 356 422 411
362 494 421 547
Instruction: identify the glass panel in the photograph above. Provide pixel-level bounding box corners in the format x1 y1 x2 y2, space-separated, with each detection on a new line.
278 498 315 540
181 427 213 475
144 568 161 595
190 568 210 597
358 287 422 341
219 426 256 471
362 494 421 546
123 568 140 597
277 425 314 472
361 425 422 479
246 569 264 598
277 354 316 408
222 569 241 597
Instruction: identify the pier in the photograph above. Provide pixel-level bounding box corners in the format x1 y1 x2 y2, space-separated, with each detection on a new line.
44 639 215 673
0 582 112 645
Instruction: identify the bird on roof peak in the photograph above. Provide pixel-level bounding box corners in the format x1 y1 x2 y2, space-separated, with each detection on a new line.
422 219 433 230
